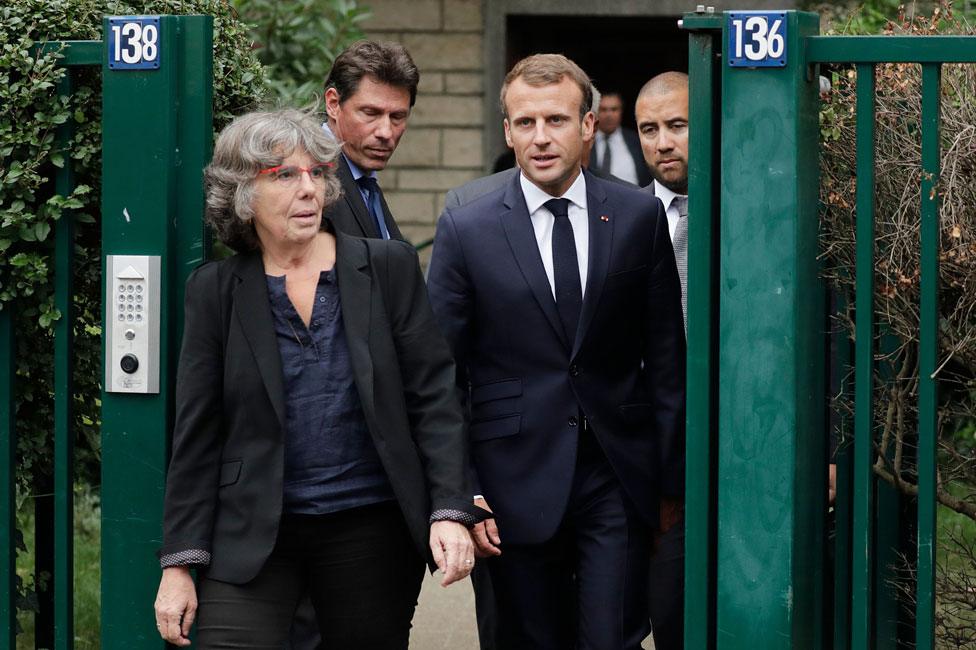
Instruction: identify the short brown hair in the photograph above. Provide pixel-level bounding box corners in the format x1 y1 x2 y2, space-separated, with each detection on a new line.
324 40 420 107
500 54 593 121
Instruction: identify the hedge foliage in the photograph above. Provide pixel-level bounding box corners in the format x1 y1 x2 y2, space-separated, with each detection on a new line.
0 0 267 494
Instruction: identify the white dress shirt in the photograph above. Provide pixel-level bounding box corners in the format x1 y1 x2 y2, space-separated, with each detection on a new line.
653 180 686 241
594 128 639 185
519 171 589 300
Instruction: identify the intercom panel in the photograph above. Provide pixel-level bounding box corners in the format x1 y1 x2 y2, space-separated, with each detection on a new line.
105 255 161 393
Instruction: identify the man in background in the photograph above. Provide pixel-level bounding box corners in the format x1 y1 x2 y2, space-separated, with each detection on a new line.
591 91 652 187
322 40 418 240
287 40 421 650
635 70 689 650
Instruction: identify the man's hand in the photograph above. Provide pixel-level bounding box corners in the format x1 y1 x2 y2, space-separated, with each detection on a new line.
659 497 684 535
429 520 476 587
154 566 197 647
471 497 502 558
829 463 837 506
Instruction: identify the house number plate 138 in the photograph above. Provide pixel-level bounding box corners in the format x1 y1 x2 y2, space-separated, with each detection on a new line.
108 16 161 70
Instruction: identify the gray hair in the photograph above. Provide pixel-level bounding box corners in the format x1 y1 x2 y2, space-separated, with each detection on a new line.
204 107 342 251
590 84 601 115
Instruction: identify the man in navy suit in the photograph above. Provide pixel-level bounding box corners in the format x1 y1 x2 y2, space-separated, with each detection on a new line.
427 54 686 650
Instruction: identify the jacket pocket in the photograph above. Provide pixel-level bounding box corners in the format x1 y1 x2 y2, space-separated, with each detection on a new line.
471 378 522 423
470 414 521 442
607 264 648 279
218 459 243 487
471 378 522 405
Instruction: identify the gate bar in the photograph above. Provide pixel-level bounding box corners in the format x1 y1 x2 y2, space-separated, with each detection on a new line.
54 71 77 650
682 10 723 650
0 311 14 650
916 62 941 650
851 62 878 650
807 36 976 63
832 289 854 650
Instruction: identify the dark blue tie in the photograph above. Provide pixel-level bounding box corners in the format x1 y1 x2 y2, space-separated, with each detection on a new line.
545 198 582 346
355 176 390 239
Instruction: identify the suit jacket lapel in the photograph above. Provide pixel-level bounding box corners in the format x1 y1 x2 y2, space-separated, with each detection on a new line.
574 171 613 358
334 229 376 421
337 156 380 238
498 173 570 350
232 252 287 429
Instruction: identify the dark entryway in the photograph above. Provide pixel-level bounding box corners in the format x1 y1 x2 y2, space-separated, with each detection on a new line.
505 14 689 131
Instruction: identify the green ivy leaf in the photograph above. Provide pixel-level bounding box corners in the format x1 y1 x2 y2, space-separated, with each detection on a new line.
34 221 51 241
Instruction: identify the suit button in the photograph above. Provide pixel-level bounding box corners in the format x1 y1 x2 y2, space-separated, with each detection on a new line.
569 364 579 377
568 416 578 427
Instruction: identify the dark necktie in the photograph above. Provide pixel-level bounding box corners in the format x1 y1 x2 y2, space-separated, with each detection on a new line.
671 195 688 333
545 198 582 346
599 136 612 175
355 176 390 239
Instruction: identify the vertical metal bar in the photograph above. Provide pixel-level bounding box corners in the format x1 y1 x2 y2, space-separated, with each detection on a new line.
832 291 853 650
0 310 15 650
54 70 76 650
685 16 721 650
916 62 941 650
851 62 877 650
174 15 214 342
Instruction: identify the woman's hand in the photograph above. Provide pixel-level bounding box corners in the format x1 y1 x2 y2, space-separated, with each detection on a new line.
154 566 197 646
429 520 476 587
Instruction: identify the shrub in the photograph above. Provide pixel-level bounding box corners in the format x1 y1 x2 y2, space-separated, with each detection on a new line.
818 2 976 642
0 0 267 635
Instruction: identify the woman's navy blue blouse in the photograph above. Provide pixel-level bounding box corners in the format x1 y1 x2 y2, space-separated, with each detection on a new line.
265 270 394 515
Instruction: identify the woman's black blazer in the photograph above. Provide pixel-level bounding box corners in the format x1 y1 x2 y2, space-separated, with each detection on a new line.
158 224 476 584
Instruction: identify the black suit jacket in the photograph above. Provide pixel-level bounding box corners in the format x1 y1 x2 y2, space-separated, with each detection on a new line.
427 170 686 545
159 223 477 583
325 155 404 241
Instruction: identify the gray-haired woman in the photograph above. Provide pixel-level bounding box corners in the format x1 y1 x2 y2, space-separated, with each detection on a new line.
152 108 485 648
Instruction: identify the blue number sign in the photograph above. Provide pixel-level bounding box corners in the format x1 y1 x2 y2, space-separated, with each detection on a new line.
728 12 787 68
108 16 161 70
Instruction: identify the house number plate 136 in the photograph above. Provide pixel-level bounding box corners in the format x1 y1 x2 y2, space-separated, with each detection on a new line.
728 12 787 68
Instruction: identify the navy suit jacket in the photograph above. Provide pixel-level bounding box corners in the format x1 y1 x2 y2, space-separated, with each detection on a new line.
325 155 404 241
427 170 686 545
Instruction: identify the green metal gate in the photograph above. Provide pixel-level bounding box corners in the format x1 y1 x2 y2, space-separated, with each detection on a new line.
683 9 976 649
1 15 212 649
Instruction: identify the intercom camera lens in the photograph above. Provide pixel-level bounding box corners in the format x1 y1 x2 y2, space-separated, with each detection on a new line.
120 354 139 374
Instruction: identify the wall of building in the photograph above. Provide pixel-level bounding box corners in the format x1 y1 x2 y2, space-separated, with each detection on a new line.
362 0 487 259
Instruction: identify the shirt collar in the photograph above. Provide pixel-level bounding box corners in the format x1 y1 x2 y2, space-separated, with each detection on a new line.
519 168 587 215
321 121 374 182
653 179 684 212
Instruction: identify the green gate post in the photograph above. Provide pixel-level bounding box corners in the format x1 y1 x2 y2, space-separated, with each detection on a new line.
716 11 826 648
100 15 212 649
682 9 724 650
